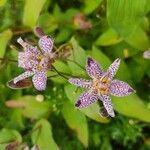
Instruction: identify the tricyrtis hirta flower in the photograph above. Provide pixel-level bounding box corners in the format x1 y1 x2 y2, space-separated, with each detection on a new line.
69 57 135 117
13 35 55 91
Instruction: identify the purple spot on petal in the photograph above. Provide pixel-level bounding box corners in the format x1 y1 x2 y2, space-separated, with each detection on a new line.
87 57 93 67
128 88 135 93
75 100 81 107
116 58 120 63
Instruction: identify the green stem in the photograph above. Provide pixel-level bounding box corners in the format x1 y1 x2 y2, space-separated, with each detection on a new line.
0 57 17 62
52 66 69 80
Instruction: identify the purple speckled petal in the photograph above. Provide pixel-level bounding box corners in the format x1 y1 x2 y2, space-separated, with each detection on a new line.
86 57 103 79
75 91 99 108
69 78 92 89
32 70 47 91
107 58 120 79
110 79 135 97
13 71 35 84
17 37 38 54
18 52 38 69
38 35 54 55
18 52 26 68
101 95 115 117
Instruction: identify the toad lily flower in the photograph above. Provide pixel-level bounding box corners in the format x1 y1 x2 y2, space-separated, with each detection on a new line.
69 57 135 117
13 35 54 91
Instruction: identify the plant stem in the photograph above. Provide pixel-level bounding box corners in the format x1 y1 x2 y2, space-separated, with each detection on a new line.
52 66 69 80
0 57 17 62
65 58 85 70
13 29 32 35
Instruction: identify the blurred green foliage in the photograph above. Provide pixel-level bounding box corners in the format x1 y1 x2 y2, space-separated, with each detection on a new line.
0 0 150 149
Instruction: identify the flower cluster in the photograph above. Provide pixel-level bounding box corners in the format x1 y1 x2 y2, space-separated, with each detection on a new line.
69 57 135 117
13 35 55 91
9 27 136 117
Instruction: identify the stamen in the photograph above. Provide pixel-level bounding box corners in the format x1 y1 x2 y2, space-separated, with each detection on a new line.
37 54 44 61
92 77 110 95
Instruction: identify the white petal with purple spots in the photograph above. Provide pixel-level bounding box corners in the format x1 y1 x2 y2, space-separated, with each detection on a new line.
75 91 99 108
18 52 38 69
17 37 38 54
13 70 35 84
110 79 135 97
107 58 120 79
32 70 47 91
38 35 54 55
102 95 115 117
69 78 92 89
86 57 103 79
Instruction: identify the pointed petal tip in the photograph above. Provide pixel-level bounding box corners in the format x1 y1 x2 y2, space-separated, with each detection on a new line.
75 100 81 107
116 58 121 63
87 57 94 66
128 88 136 93
17 37 23 44
110 112 115 118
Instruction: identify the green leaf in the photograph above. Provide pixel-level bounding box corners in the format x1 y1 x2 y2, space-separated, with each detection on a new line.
0 0 7 7
140 17 149 31
125 26 149 50
0 128 22 150
0 129 22 143
145 0 150 13
38 13 58 33
62 99 88 147
67 37 87 77
23 0 47 28
0 29 12 58
128 57 148 83
107 0 148 37
112 95 150 123
70 37 86 66
64 84 109 123
53 4 63 21
83 0 102 14
31 119 59 150
95 28 122 46
105 41 140 59
10 109 25 129
53 6 78 24
48 60 71 84
18 96 52 119
55 28 71 43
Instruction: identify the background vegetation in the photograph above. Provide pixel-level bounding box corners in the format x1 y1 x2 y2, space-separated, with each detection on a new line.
0 0 150 149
